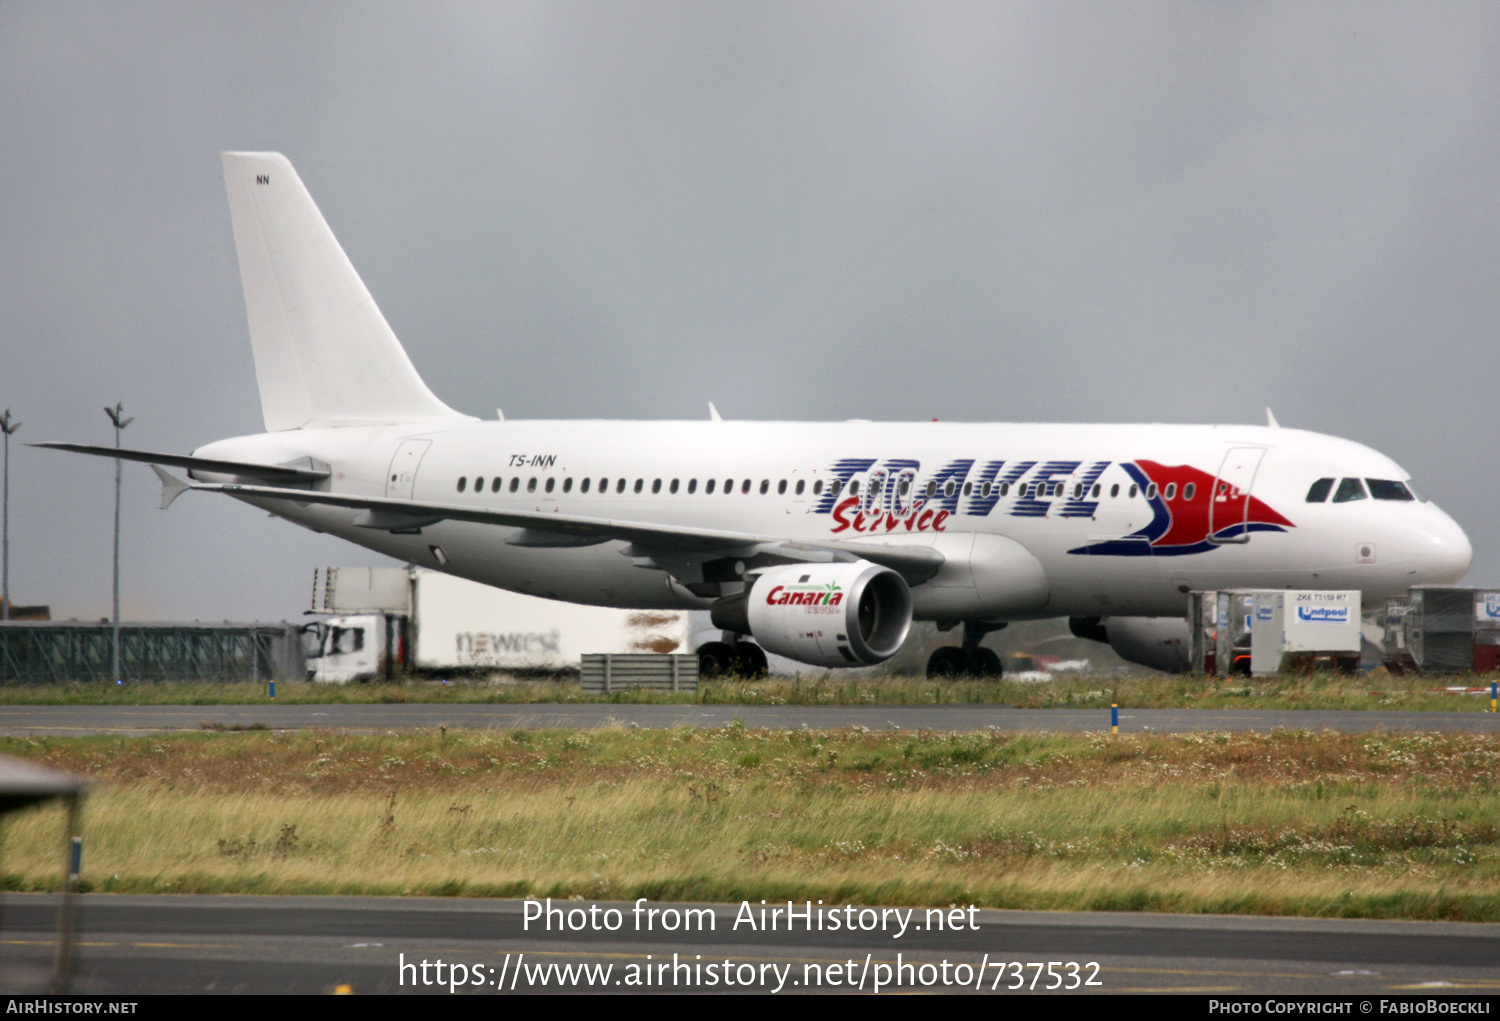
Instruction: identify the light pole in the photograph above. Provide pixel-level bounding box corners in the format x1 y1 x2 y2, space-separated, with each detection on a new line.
104 403 133 683
0 410 19 622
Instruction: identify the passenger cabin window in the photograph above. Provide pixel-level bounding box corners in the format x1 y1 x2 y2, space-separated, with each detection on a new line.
759 480 769 495
527 478 537 493
687 479 696 494
475 476 484 490
1164 483 1177 500
669 479 679 494
616 479 626 494
742 479 752 494
829 480 841 497
651 479 661 494
1184 483 1195 500
1367 479 1415 501
457 477 467 492
562 477 572 493
581 478 591 494
634 479 644 494
1129 484 1138 498
795 480 805 495
812 480 822 495
849 480 860 496
510 477 520 493
491 477 502 493
1110 484 1119 497
1332 478 1368 503
1146 484 1158 499
706 479 716 494
999 482 1010 496
777 480 786 495
926 481 937 498
944 481 955 497
1306 478 1334 503
723 479 733 493
545 478 555 493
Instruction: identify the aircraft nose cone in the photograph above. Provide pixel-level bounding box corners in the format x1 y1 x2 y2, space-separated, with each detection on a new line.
1410 510 1472 584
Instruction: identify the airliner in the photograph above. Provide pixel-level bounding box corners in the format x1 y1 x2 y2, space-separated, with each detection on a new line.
39 153 1473 677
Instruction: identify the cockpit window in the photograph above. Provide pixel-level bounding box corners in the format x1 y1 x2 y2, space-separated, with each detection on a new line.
1331 477 1368 503
1366 478 1415 501
1306 478 1334 503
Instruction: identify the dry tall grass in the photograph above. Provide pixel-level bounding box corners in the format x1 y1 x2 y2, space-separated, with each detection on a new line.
2 727 1497 918
0 671 1493 710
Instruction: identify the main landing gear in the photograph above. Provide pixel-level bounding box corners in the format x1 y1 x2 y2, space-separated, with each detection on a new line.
926 621 1006 679
697 636 768 679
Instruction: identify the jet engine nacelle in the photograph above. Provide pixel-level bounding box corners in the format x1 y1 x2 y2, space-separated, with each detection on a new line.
1098 616 1192 673
711 561 913 667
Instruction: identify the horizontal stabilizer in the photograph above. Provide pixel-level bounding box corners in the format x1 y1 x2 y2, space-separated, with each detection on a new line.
150 465 191 509
32 442 330 484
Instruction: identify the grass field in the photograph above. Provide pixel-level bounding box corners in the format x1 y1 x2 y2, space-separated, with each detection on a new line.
1 726 1498 919
0 670 1494 710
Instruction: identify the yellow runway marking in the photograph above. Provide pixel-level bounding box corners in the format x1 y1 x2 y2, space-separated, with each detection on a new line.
1390 980 1500 989
1103 965 1316 979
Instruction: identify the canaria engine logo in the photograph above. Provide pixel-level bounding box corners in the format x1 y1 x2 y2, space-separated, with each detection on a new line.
765 581 844 607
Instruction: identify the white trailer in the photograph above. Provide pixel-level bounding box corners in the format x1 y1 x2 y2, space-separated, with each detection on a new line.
306 567 691 681
1248 589 1362 676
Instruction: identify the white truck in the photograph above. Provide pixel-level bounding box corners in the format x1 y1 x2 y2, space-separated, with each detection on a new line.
305 566 692 682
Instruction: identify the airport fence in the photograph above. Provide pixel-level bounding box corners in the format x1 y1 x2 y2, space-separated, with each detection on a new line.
0 622 305 685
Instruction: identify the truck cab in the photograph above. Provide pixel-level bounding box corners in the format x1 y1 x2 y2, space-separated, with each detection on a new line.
305 613 404 682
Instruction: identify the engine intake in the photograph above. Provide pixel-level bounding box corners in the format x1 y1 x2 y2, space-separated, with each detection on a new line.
711 561 912 668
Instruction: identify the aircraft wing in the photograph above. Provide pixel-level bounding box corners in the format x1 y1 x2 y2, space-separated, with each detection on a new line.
32 443 330 485
198 481 945 584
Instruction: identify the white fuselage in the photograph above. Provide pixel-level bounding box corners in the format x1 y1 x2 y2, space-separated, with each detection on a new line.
194 418 1473 620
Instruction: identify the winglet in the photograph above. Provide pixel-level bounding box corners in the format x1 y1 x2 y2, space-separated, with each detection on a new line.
1266 407 1280 428
708 402 722 422
150 465 192 510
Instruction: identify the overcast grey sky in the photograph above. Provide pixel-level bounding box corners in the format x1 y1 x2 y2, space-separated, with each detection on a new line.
2 2 1498 622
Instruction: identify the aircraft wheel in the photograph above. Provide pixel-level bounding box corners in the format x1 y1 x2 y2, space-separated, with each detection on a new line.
734 643 768 679
969 647 1003 678
698 642 736 679
926 647 968 679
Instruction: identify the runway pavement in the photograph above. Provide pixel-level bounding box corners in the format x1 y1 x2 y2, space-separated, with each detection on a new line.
1 894 1497 995
0 703 1498 735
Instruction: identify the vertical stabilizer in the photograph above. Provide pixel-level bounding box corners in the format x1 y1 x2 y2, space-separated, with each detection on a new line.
221 152 469 431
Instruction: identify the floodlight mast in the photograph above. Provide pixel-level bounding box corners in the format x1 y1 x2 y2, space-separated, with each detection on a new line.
0 410 19 622
104 404 132 683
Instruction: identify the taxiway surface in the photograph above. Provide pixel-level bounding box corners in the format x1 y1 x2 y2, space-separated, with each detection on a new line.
1 894 1497 995
0 703 1497 736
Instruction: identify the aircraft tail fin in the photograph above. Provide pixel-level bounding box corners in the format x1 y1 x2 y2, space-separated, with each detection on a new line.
221 152 470 431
